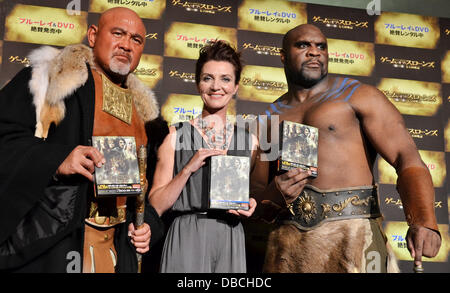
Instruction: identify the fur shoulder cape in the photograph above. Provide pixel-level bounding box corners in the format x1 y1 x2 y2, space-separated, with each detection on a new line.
27 44 159 138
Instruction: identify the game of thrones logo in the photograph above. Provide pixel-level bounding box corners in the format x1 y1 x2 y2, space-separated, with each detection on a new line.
171 0 232 14
312 16 369 30
169 70 196 83
408 128 439 139
133 68 158 76
8 54 29 67
380 56 435 70
133 54 163 89
238 65 287 103
242 42 281 56
382 91 438 103
145 32 158 40
377 78 442 116
241 78 286 92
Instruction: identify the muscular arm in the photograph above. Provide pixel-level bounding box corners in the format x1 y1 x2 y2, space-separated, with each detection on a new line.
349 84 440 264
349 84 423 172
350 85 436 224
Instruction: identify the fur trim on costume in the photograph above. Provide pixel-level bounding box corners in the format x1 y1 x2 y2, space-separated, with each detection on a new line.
28 44 159 138
125 73 159 123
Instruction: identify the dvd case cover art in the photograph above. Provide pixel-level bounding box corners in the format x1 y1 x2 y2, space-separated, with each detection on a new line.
209 155 250 210
278 121 319 177
92 136 142 197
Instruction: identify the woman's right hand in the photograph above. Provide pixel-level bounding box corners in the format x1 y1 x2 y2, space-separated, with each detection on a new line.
183 148 226 175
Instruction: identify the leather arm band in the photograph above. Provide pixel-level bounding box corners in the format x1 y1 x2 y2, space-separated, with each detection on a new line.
396 166 439 233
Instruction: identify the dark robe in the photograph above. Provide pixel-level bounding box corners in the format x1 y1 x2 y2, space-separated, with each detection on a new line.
0 66 164 272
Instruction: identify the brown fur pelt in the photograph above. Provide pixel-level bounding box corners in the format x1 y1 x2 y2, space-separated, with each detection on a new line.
263 218 399 273
28 44 159 139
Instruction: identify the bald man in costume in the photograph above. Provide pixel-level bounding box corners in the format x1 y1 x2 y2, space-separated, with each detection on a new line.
251 24 441 272
0 7 164 273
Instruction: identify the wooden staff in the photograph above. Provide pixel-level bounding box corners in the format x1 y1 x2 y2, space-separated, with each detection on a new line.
136 145 147 273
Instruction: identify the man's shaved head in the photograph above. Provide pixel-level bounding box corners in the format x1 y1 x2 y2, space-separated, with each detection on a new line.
87 7 146 84
281 24 328 88
282 24 326 52
97 7 146 35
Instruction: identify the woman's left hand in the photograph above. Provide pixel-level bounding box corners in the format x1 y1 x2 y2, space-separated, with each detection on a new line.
227 197 257 218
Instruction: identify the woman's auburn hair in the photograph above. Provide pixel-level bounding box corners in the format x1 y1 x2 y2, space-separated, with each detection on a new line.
195 39 243 85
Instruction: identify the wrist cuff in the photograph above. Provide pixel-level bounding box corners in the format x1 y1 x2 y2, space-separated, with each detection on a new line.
396 166 438 231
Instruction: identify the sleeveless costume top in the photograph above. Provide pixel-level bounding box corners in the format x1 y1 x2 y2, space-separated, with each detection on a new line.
86 70 147 227
82 70 148 273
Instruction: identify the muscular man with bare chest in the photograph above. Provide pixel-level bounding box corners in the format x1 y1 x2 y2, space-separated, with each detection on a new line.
251 24 441 273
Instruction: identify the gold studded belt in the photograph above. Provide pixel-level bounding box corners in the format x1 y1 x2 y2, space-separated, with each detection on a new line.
281 184 381 231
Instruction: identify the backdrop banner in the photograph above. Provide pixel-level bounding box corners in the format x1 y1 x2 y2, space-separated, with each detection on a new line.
0 0 448 273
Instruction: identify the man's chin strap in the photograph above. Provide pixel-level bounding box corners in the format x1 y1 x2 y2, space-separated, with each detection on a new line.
396 166 440 237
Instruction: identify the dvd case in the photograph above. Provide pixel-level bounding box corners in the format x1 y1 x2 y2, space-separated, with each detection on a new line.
278 120 318 177
92 136 142 197
209 155 250 210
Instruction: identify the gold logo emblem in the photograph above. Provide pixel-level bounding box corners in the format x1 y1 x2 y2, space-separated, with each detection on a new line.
289 191 317 223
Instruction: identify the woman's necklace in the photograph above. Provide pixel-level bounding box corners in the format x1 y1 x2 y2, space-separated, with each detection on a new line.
195 116 233 150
